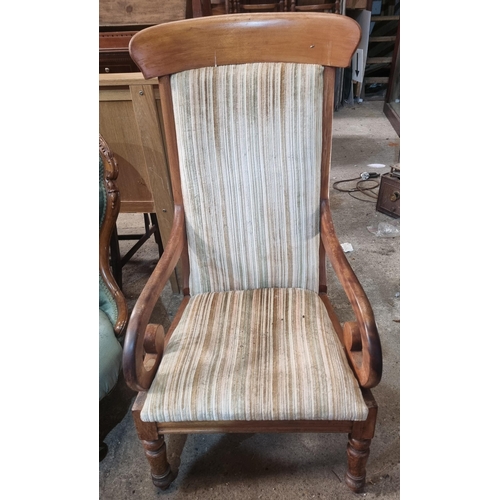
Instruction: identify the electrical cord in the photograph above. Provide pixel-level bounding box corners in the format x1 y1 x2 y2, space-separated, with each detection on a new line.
332 172 380 203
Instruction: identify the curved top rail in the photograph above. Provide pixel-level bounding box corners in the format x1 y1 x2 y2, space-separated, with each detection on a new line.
130 13 361 78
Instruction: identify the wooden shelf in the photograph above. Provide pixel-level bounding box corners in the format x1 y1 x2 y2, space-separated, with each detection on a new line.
366 57 393 64
369 35 397 42
371 15 399 21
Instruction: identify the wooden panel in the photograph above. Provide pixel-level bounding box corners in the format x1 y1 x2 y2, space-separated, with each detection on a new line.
100 73 159 87
99 0 187 26
99 100 154 212
157 420 354 434
130 84 177 254
99 89 132 101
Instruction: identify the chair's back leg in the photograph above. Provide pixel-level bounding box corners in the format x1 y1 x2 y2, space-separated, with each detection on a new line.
150 212 165 257
109 225 122 289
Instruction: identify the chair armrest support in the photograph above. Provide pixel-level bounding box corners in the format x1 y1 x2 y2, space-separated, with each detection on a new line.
122 205 185 392
320 200 382 388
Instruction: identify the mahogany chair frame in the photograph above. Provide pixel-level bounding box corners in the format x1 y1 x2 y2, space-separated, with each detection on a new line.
123 13 382 493
99 134 130 460
99 134 128 335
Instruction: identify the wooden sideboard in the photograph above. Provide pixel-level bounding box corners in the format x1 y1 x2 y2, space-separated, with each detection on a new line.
99 31 141 74
99 73 182 292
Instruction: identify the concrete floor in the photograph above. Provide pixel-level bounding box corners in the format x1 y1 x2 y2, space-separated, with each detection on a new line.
99 101 400 499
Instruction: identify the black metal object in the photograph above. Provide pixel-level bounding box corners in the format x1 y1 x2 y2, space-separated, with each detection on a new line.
109 213 164 289
375 165 400 218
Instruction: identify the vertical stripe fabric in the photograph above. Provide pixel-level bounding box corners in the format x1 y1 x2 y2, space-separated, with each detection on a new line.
171 63 323 295
141 288 369 422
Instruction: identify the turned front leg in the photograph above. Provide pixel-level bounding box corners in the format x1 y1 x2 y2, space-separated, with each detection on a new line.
345 435 371 493
133 393 175 491
142 436 175 490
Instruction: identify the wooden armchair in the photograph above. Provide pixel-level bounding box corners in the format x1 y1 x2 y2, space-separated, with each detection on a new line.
123 13 382 493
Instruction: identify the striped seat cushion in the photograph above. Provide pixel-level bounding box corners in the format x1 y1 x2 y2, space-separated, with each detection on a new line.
171 63 323 295
141 288 368 422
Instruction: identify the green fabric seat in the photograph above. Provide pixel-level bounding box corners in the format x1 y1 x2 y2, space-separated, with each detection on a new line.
99 309 123 401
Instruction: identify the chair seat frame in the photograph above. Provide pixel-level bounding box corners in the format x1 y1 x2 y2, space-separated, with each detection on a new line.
123 13 382 493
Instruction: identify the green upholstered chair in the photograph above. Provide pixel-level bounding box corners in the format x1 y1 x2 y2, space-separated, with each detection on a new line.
99 134 129 459
122 13 382 494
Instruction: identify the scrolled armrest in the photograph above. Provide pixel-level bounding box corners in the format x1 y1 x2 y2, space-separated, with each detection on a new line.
122 205 185 392
320 200 382 388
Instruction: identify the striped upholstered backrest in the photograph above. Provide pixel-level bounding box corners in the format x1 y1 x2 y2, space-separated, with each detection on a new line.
172 62 323 295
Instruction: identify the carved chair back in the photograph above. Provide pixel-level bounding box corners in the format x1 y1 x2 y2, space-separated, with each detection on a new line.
99 134 128 334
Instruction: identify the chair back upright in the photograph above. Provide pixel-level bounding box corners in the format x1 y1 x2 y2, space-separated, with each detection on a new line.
129 13 361 296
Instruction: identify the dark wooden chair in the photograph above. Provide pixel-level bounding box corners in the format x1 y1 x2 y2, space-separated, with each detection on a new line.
99 135 133 460
123 13 382 493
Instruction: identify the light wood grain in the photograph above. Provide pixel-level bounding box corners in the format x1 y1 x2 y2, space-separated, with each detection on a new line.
99 73 159 87
99 100 155 212
100 73 181 292
130 85 176 254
